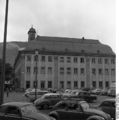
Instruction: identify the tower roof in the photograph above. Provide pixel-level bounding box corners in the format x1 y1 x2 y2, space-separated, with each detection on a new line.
28 27 36 34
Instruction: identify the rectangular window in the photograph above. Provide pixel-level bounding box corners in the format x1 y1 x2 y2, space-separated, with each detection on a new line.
74 57 78 63
41 81 45 89
60 57 64 62
27 55 31 61
26 67 31 73
74 68 78 74
67 81 71 89
92 58 96 64
99 69 102 75
105 58 109 64
48 56 52 62
41 56 45 62
99 81 103 88
98 58 102 64
81 81 85 88
34 55 38 61
92 68 96 75
105 69 109 75
60 67 64 74
92 81 96 88
67 67 71 74
105 81 109 88
60 81 64 89
80 57 84 63
26 81 30 88
80 68 85 74
74 81 78 88
41 67 45 74
48 81 52 88
33 81 38 88
111 69 115 75
34 67 38 74
67 57 71 63
111 58 115 64
48 67 52 74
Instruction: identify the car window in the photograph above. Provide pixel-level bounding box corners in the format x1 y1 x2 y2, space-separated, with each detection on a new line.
6 106 21 116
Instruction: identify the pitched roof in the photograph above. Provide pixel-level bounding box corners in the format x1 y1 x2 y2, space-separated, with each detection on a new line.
23 36 115 55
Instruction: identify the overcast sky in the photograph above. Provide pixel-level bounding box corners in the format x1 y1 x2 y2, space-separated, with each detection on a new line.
0 0 116 52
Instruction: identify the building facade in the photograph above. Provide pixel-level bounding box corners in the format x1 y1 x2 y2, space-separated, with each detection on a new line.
14 27 116 90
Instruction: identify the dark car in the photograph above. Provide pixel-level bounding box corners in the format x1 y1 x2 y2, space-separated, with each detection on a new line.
34 93 62 109
49 100 112 120
98 99 115 120
72 91 97 103
0 102 55 120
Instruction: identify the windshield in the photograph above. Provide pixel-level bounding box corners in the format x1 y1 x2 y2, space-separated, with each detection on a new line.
21 104 38 115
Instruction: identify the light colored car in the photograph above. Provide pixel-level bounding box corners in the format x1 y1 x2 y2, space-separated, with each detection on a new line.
24 89 48 102
34 93 62 109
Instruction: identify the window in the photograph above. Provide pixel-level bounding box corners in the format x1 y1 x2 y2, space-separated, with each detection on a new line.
99 81 103 88
81 81 85 88
105 69 109 75
34 67 38 74
111 69 115 75
60 81 64 89
92 81 96 88
41 56 45 62
27 55 31 61
99 69 102 75
92 68 96 75
80 68 85 74
98 58 102 64
48 56 52 62
92 58 96 64
48 81 52 88
67 57 71 63
74 68 78 74
48 67 52 74
60 67 64 74
67 67 71 74
60 57 64 62
105 81 109 88
74 57 78 63
33 81 38 88
74 81 78 88
80 58 84 63
41 67 45 74
34 55 38 61
105 58 109 64
41 81 45 89
26 67 30 73
26 81 30 88
111 58 115 64
67 81 71 89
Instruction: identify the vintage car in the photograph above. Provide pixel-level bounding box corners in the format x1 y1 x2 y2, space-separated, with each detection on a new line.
34 93 62 109
0 102 55 120
49 100 112 120
98 98 115 120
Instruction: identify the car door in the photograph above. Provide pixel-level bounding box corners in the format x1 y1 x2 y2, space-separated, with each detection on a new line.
4 106 22 120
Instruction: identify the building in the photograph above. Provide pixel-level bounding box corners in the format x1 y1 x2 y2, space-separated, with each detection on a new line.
14 27 116 90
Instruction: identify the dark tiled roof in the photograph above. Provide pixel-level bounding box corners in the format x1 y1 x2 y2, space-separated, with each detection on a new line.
23 36 115 55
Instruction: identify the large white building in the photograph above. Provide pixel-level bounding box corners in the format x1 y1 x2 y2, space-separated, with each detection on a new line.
14 27 116 90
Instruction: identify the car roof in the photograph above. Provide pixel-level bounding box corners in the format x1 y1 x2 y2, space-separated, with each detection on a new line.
2 102 32 107
102 98 115 102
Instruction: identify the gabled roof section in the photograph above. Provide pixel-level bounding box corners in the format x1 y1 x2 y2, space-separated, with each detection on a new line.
24 36 115 55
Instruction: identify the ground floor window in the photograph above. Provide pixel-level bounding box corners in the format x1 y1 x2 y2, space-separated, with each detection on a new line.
74 81 78 88
105 81 109 88
67 81 71 89
33 81 38 88
41 81 45 89
48 81 52 88
26 81 30 88
81 81 85 88
99 81 103 88
92 81 96 88
60 81 64 89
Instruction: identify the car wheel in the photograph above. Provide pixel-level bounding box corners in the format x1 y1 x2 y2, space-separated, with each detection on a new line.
43 104 49 109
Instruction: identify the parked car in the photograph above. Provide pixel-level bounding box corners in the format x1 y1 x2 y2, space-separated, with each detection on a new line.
34 93 62 109
90 89 102 95
107 89 116 97
101 89 109 96
49 100 112 120
24 89 48 102
72 90 97 103
98 98 115 120
0 102 55 120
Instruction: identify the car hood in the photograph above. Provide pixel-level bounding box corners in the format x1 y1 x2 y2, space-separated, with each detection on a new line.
24 112 51 120
85 108 109 118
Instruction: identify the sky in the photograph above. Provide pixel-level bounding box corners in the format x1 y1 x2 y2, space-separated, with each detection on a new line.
0 0 116 52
